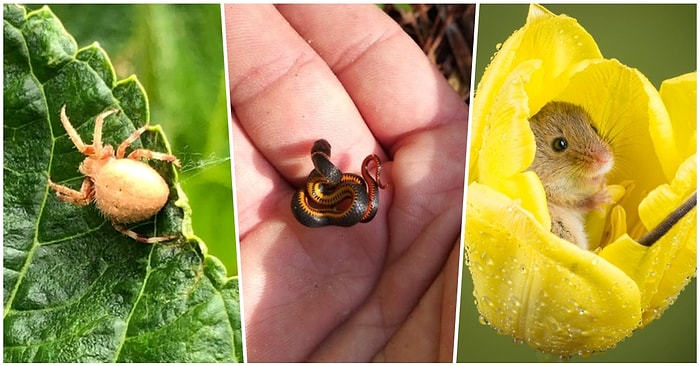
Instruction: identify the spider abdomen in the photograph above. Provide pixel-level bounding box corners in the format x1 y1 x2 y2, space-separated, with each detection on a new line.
92 158 170 224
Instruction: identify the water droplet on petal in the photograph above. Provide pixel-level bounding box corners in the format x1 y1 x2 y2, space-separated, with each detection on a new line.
508 295 521 308
478 315 489 325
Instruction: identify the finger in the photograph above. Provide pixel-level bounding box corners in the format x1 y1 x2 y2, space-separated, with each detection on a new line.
277 4 468 150
229 113 288 235
227 4 379 184
371 240 460 362
307 204 462 361
388 122 467 256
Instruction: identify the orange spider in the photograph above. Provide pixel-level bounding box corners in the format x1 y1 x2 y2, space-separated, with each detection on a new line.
48 105 181 243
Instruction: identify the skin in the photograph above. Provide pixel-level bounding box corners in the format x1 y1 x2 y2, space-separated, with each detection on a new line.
226 4 468 362
528 101 614 249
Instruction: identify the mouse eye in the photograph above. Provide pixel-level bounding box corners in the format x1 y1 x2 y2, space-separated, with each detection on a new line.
551 137 568 152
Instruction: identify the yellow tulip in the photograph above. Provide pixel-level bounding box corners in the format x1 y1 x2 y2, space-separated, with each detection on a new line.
465 3 696 357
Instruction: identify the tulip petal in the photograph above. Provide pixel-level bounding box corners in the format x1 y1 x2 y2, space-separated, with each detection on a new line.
586 155 696 327
656 73 697 179
470 3 602 184
466 182 642 355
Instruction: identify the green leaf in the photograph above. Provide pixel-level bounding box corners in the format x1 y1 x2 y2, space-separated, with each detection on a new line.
43 3 238 277
3 4 242 362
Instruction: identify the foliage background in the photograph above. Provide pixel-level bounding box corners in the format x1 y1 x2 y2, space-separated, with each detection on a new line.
32 4 238 276
459 4 697 362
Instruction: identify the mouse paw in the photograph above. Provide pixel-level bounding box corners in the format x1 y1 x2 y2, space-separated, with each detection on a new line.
585 187 613 211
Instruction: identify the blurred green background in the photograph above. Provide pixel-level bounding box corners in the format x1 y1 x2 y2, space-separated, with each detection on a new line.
474 4 697 88
30 4 238 276
460 4 696 362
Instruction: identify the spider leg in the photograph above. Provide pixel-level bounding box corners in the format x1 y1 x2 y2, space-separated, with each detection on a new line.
60 105 88 153
92 108 119 155
59 105 118 155
112 223 179 244
48 178 94 206
116 125 181 168
116 125 147 159
127 149 182 169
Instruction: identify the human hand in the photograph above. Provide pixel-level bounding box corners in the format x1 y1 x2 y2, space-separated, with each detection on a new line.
226 4 468 362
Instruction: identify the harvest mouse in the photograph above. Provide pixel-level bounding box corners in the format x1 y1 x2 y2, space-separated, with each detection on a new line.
527 101 614 250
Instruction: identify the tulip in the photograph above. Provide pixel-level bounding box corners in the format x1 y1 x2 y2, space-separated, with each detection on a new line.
464 3 696 359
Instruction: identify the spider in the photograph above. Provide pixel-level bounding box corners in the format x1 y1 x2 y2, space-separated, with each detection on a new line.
48 104 181 243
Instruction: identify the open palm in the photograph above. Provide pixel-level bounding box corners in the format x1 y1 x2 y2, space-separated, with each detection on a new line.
226 4 468 362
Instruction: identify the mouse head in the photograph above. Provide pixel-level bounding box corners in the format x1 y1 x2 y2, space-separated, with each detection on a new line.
528 101 614 196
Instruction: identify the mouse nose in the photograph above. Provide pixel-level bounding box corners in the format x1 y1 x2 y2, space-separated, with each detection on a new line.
593 145 614 173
